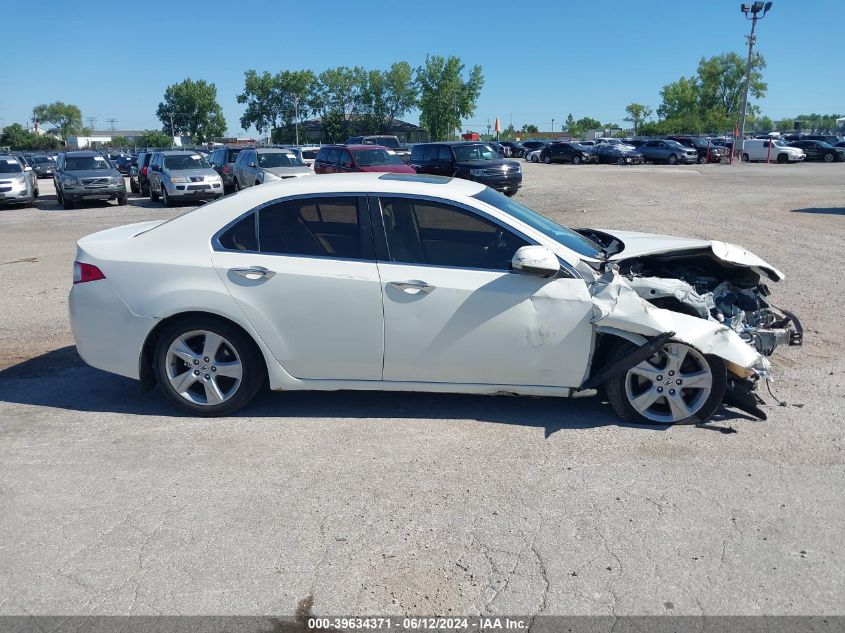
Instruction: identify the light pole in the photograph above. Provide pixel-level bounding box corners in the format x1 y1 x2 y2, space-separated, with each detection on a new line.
551 118 555 135
737 1 772 161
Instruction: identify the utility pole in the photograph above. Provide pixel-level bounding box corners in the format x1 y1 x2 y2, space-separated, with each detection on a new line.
106 118 117 131
737 2 773 161
552 118 555 135
86 117 96 131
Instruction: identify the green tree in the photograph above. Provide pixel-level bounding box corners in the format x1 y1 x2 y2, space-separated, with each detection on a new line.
136 130 172 148
31 102 83 140
416 55 484 141
108 135 131 147
624 103 653 135
521 123 539 134
697 52 766 125
564 113 576 134
0 123 31 148
359 62 418 135
156 78 226 142
237 69 317 141
309 66 366 142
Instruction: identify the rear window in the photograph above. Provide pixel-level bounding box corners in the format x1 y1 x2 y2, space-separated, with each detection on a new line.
301 149 318 160
225 149 242 162
366 136 400 149
352 148 404 166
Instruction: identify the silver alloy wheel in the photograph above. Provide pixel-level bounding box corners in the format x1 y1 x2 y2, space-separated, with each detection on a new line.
165 330 243 406
624 343 713 423
824 153 834 162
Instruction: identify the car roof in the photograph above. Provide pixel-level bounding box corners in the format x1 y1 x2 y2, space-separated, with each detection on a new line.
255 147 295 153
64 151 102 157
158 150 203 155
346 144 389 150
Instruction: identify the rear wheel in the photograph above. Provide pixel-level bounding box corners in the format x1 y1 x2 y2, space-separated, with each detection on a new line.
130 180 140 194
605 341 726 425
153 318 264 417
698 155 707 164
530 154 539 163
543 155 551 164
234 178 241 191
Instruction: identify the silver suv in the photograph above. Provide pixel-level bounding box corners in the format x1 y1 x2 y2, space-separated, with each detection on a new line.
0 154 38 207
54 151 126 210
147 150 223 207
233 148 313 190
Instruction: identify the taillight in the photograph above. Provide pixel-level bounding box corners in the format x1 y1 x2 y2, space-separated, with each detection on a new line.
221 164 231 173
73 261 106 284
140 166 148 176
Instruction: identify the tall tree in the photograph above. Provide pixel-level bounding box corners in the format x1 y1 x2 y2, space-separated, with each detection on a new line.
521 123 539 133
416 55 484 141
31 102 83 140
308 66 366 142
564 113 576 134
237 69 316 141
624 103 653 135
156 78 226 142
358 62 417 135
697 52 766 124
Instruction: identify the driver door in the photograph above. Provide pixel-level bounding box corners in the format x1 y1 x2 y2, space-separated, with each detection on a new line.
374 196 595 388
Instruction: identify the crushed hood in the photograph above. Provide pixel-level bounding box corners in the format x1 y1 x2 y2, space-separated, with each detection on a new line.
600 229 784 281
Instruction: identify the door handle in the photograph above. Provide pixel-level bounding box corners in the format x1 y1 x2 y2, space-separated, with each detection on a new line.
388 280 434 293
230 266 276 280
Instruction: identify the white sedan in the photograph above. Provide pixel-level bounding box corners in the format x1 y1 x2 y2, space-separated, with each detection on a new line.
69 173 798 424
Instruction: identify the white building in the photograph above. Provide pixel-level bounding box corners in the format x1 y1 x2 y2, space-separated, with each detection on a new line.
65 130 192 149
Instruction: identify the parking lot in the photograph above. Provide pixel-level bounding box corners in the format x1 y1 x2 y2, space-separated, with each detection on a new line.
1 162 843 616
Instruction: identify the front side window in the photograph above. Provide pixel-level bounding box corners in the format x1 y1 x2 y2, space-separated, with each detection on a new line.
258 197 365 259
379 197 528 270
452 144 496 162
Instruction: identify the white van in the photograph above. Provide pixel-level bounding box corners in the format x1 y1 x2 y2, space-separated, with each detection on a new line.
742 139 804 163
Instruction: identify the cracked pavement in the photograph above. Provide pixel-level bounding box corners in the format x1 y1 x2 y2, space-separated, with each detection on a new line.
0 164 843 616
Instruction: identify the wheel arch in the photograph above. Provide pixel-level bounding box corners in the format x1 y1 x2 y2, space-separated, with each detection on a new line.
139 310 268 391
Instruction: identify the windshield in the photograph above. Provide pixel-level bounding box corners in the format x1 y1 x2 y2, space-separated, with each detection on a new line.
32 156 53 164
365 137 400 148
772 140 787 147
301 149 318 160
0 158 23 173
258 152 303 167
453 144 497 162
352 148 404 166
164 154 209 170
473 188 603 258
65 156 111 170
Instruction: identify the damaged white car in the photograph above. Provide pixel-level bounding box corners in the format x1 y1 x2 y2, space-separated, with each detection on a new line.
68 173 800 424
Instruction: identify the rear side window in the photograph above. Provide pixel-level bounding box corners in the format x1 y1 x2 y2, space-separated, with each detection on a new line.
226 149 242 163
316 147 330 162
218 214 258 251
258 197 367 259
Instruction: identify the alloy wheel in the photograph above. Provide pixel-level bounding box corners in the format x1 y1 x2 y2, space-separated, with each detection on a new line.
165 330 243 406
624 343 713 423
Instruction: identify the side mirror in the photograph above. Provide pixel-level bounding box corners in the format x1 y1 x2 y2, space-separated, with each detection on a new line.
24 166 32 172
511 245 560 278
249 162 256 168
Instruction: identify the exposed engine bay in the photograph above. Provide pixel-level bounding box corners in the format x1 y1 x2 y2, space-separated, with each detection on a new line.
577 229 803 356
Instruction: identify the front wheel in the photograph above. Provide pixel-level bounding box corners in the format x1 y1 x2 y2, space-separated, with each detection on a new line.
117 193 128 205
604 341 726 425
531 155 539 163
698 155 707 164
543 155 551 164
573 155 582 165
742 153 750 163
161 187 172 207
153 318 265 417
62 192 74 210
667 153 678 165
150 183 160 201
823 152 834 163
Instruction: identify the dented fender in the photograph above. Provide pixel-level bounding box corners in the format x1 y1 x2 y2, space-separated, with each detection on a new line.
590 270 768 372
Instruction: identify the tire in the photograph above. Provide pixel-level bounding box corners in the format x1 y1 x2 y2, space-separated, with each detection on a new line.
33 184 39 198
543 155 551 164
234 178 241 191
667 153 678 165
823 152 834 163
255 181 261 187
742 153 750 163
117 193 128 205
698 155 707 164
573 155 582 165
504 190 517 197
153 317 265 417
150 183 159 201
161 187 171 207
776 153 787 164
604 340 726 425
130 180 140 194
531 155 539 163
616 157 626 166
62 193 74 210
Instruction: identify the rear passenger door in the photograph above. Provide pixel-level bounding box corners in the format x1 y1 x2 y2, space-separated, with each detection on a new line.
211 195 384 380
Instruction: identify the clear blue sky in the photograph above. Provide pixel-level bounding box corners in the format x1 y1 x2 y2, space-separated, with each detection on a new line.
1 0 841 135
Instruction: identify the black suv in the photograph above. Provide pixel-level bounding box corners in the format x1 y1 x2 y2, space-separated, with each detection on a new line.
208 146 245 192
497 141 525 158
539 141 593 165
410 142 522 196
129 151 154 195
